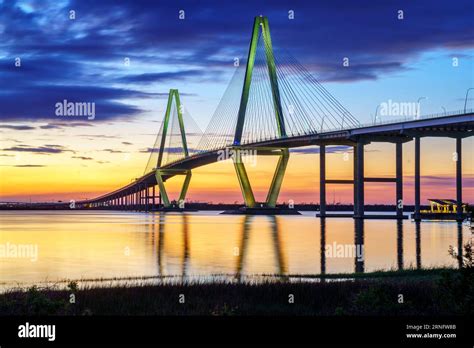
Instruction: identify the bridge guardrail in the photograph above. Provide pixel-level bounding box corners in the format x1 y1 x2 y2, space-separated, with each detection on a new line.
158 108 473 168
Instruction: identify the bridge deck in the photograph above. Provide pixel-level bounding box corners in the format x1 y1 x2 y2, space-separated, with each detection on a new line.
81 112 473 204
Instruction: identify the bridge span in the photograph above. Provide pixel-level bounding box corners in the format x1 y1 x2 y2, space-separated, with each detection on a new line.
80 109 473 221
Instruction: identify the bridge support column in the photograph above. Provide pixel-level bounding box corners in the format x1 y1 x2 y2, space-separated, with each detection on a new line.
145 186 149 212
135 190 138 210
233 158 256 208
152 185 156 210
354 218 364 273
266 149 289 208
456 137 463 221
136 189 139 211
319 145 326 217
397 220 403 270
396 142 403 219
233 148 289 208
414 137 421 221
354 142 365 219
353 146 357 215
155 169 192 209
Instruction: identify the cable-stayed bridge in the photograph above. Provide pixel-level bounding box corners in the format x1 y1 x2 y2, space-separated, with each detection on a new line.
80 16 474 220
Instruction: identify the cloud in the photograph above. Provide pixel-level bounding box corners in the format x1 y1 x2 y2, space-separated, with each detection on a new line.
101 148 124 153
78 134 119 139
39 122 94 129
0 85 155 122
12 164 46 167
0 125 36 130
404 174 474 188
117 70 206 84
0 0 472 125
1 144 72 154
139 147 195 153
72 156 94 160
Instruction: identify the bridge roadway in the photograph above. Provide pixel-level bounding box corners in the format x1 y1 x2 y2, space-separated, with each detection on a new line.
81 111 473 219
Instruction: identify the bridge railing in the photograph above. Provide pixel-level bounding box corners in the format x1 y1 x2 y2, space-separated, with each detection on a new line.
361 108 473 129
153 108 473 169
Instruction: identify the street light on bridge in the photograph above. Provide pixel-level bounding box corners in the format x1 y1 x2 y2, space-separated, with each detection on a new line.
464 88 474 113
373 104 381 125
416 96 427 119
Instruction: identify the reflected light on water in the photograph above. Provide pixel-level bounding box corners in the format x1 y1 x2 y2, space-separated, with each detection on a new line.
0 211 470 289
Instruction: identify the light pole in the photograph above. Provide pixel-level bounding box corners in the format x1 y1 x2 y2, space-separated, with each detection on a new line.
373 104 381 125
416 97 427 119
464 88 474 113
441 106 446 114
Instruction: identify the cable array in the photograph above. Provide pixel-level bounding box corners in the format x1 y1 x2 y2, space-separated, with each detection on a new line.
146 30 358 169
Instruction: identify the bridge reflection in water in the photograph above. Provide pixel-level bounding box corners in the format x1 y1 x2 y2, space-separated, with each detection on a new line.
145 213 467 281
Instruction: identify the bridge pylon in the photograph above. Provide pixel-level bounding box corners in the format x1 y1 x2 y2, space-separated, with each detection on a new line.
232 16 289 209
155 89 192 208
233 147 289 208
233 15 286 145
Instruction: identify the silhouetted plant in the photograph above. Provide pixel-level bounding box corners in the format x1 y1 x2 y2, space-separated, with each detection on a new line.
437 241 474 315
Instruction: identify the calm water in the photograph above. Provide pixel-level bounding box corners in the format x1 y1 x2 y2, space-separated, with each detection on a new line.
0 210 471 289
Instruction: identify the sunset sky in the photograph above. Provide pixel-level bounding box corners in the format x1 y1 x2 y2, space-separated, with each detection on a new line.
0 0 473 204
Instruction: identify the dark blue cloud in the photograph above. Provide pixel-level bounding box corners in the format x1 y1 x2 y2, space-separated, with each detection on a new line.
0 0 472 124
116 70 207 84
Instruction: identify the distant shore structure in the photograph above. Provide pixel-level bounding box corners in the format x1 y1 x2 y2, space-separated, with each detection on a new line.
412 198 471 221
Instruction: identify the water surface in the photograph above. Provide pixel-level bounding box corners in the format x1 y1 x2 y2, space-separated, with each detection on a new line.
0 210 470 289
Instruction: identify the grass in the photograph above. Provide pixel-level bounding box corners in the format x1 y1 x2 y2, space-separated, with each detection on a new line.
1 243 471 316
0 267 472 316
